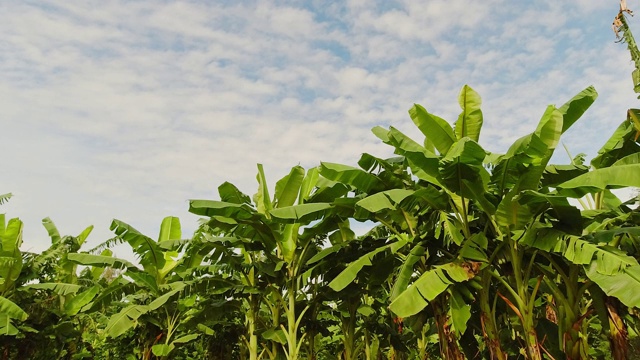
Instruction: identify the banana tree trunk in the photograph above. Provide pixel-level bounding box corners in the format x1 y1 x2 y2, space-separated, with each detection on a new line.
523 320 542 360
285 275 301 360
559 283 589 359
341 300 358 360
269 297 281 360
364 327 371 360
506 237 542 360
479 272 506 360
247 294 259 360
433 298 465 360
607 297 628 360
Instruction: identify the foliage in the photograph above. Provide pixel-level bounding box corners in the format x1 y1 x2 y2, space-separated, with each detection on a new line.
4 78 639 359
2 3 640 359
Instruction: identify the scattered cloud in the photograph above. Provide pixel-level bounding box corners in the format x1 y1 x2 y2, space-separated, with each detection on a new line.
1 1 638 257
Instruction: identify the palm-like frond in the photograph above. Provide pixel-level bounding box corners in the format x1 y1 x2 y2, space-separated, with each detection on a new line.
0 193 12 205
86 236 124 254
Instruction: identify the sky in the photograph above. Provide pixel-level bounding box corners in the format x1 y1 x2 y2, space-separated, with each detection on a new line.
1 0 639 259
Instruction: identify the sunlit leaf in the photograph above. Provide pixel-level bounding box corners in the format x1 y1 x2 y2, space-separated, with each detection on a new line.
24 283 81 296
409 104 455 154
557 164 640 197
158 217 181 243
320 162 383 193
586 262 640 308
0 296 27 321
254 164 273 217
329 235 411 292
558 85 597 133
274 166 305 208
455 85 483 142
64 286 100 316
389 262 477 318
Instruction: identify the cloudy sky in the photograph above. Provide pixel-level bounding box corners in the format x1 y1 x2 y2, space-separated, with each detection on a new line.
1 0 638 258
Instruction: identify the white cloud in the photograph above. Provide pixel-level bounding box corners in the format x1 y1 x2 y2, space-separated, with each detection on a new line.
0 1 638 258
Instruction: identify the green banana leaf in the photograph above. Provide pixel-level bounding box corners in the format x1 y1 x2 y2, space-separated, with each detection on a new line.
24 282 81 296
455 85 483 142
269 203 332 223
591 121 640 169
389 262 477 318
459 233 489 262
305 243 346 265
0 257 21 292
586 262 640 308
612 152 640 166
67 253 136 269
0 314 19 336
254 163 273 216
383 127 441 185
82 278 132 313
520 222 565 252
534 106 563 151
495 188 533 231
590 227 640 243
558 85 597 133
173 333 199 344
557 164 640 197
449 287 472 336
403 186 449 211
389 243 426 302
329 234 411 292
106 305 149 337
75 225 93 247
438 138 491 205
356 189 415 213
106 284 185 338
563 236 638 275
42 217 61 244
274 165 304 208
0 217 22 256
320 162 383 193
64 286 100 316
218 181 252 204
0 296 27 321
0 194 12 206
299 167 319 203
278 223 300 264
127 270 160 293
158 216 181 243
152 344 174 356
148 284 185 311
541 164 589 187
111 219 166 274
188 200 255 220
409 103 455 155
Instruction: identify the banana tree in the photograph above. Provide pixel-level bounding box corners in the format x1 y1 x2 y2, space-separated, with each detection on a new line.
190 164 345 360
0 214 108 358
307 222 401 359
322 84 603 359
18 218 101 358
68 216 204 359
0 214 28 337
545 113 640 359
319 150 482 358
22 218 95 311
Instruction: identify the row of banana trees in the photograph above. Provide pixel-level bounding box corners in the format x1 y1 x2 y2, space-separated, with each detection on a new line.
2 81 640 359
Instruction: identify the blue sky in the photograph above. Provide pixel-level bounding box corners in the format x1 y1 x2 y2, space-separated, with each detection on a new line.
1 0 639 258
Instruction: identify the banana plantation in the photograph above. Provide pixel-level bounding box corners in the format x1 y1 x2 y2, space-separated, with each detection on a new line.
5 6 640 360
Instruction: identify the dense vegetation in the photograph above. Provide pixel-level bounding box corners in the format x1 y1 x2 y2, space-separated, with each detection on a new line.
4 4 640 360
